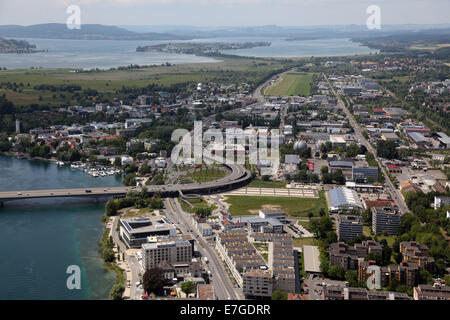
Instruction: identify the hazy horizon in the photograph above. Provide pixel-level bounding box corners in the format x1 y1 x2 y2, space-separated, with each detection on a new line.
0 0 449 27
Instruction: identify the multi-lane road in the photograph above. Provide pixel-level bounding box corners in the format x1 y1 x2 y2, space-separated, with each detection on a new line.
323 73 409 214
164 198 243 300
0 161 251 203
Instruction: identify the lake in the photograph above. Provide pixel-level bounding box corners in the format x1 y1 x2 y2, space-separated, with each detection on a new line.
0 37 378 70
0 156 123 299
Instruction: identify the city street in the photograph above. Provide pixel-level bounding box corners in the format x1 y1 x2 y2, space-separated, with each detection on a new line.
323 74 409 215
164 198 243 300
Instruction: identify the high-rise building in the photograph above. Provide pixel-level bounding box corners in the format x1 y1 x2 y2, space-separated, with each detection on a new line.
371 205 400 235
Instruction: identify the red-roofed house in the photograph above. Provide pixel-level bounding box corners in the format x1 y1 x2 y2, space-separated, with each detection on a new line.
386 164 402 174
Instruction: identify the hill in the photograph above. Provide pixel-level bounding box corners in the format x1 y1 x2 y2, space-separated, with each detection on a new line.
0 23 190 41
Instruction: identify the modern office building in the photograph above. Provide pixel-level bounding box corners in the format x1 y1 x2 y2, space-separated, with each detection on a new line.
120 216 177 248
352 166 378 182
258 209 287 224
336 215 363 240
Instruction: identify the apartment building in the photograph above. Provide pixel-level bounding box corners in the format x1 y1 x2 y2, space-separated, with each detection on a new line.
323 285 410 300
216 230 266 288
414 283 450 300
268 241 297 294
141 238 193 270
242 269 273 299
371 205 400 235
336 215 363 240
400 241 435 272
359 260 419 287
330 241 382 271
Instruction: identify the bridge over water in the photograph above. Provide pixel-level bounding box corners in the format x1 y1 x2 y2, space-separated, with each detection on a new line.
0 162 251 206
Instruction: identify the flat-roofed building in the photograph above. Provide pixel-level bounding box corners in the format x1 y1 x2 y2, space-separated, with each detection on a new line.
336 215 363 240
120 216 176 248
372 205 400 235
258 209 286 224
242 269 273 299
352 166 378 183
414 284 450 300
141 238 192 270
216 230 267 288
434 196 450 209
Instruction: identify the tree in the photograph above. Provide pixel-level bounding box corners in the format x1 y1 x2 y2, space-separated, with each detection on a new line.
139 163 151 175
376 140 398 160
271 290 288 300
109 283 124 300
181 281 196 296
328 265 345 280
345 270 359 287
332 169 346 185
143 268 164 295
320 165 329 175
419 269 433 285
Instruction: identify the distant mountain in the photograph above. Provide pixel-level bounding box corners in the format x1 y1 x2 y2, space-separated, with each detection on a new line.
0 23 191 40
121 24 450 40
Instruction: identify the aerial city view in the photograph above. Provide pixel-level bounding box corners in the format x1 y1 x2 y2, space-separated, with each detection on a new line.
0 0 449 308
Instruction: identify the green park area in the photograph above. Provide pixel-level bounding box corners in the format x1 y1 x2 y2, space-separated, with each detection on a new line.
224 191 327 217
179 197 217 214
265 72 314 96
185 166 227 183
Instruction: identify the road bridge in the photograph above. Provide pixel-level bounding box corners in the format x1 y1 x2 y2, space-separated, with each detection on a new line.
0 162 251 205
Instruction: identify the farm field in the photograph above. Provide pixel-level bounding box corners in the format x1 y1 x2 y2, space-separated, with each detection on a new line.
265 72 313 96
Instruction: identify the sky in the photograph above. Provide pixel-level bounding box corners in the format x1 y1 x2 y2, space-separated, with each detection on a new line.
0 0 449 27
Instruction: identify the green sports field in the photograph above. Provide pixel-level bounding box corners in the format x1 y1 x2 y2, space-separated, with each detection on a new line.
224 191 327 217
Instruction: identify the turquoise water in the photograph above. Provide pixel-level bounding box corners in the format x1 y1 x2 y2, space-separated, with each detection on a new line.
0 156 122 299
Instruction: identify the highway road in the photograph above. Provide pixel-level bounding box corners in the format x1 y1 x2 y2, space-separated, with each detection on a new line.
323 73 409 214
0 161 251 203
164 198 243 300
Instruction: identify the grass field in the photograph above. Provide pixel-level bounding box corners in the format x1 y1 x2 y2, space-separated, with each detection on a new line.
185 167 227 183
179 197 217 214
266 72 313 96
225 191 327 217
0 56 290 106
293 238 319 247
246 180 287 188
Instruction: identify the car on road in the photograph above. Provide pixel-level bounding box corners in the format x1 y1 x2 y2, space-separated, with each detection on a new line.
85 189 92 193
17 192 22 195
